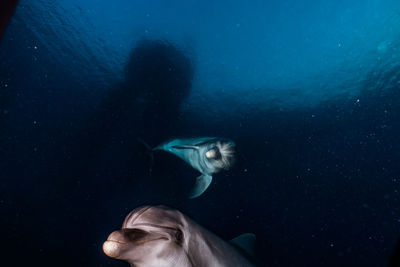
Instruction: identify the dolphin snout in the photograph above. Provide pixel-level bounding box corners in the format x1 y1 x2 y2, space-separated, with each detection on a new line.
103 230 126 258
103 228 160 258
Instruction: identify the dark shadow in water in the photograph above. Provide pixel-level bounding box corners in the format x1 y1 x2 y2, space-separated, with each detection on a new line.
55 40 193 178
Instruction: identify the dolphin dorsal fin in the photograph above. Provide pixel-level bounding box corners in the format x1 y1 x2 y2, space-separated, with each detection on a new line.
172 145 199 150
230 233 256 258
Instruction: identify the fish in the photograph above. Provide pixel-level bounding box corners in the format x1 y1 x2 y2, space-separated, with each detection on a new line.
103 205 256 267
140 137 236 198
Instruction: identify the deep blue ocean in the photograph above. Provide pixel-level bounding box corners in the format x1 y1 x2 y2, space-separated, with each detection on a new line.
1 0 400 266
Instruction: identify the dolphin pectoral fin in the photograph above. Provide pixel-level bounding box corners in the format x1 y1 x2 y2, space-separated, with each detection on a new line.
172 145 199 150
188 174 212 199
230 233 256 258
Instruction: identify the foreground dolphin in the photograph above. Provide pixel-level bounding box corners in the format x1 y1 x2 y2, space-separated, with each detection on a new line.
142 137 236 198
103 205 256 267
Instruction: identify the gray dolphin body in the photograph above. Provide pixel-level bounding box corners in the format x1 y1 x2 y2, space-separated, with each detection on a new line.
151 137 236 198
103 205 256 267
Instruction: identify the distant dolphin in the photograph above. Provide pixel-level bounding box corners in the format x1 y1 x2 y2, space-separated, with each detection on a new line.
140 137 236 198
103 205 256 267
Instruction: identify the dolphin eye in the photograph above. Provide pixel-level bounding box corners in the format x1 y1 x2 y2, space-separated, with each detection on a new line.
175 230 183 242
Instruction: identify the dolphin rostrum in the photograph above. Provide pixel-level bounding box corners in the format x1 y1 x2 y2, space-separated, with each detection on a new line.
103 205 256 267
141 137 236 198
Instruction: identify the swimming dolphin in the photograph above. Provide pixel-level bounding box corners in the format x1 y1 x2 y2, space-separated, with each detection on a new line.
103 205 256 267
141 137 236 198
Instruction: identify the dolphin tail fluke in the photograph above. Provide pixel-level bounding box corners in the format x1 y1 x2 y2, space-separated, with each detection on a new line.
188 174 212 199
137 138 154 171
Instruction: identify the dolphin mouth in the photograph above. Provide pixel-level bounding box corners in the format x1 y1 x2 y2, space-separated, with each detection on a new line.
106 238 127 245
103 236 168 259
103 228 169 257
106 234 167 245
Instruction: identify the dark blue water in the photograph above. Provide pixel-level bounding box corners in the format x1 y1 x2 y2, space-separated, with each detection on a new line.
1 1 400 266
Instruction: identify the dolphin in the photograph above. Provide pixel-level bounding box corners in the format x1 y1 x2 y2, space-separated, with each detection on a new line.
141 137 236 198
103 205 256 267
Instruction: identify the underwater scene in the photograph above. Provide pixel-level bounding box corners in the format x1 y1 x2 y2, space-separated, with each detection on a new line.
1 0 400 266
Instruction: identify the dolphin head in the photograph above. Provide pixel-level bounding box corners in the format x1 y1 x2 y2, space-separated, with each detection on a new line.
204 140 236 171
103 206 193 267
